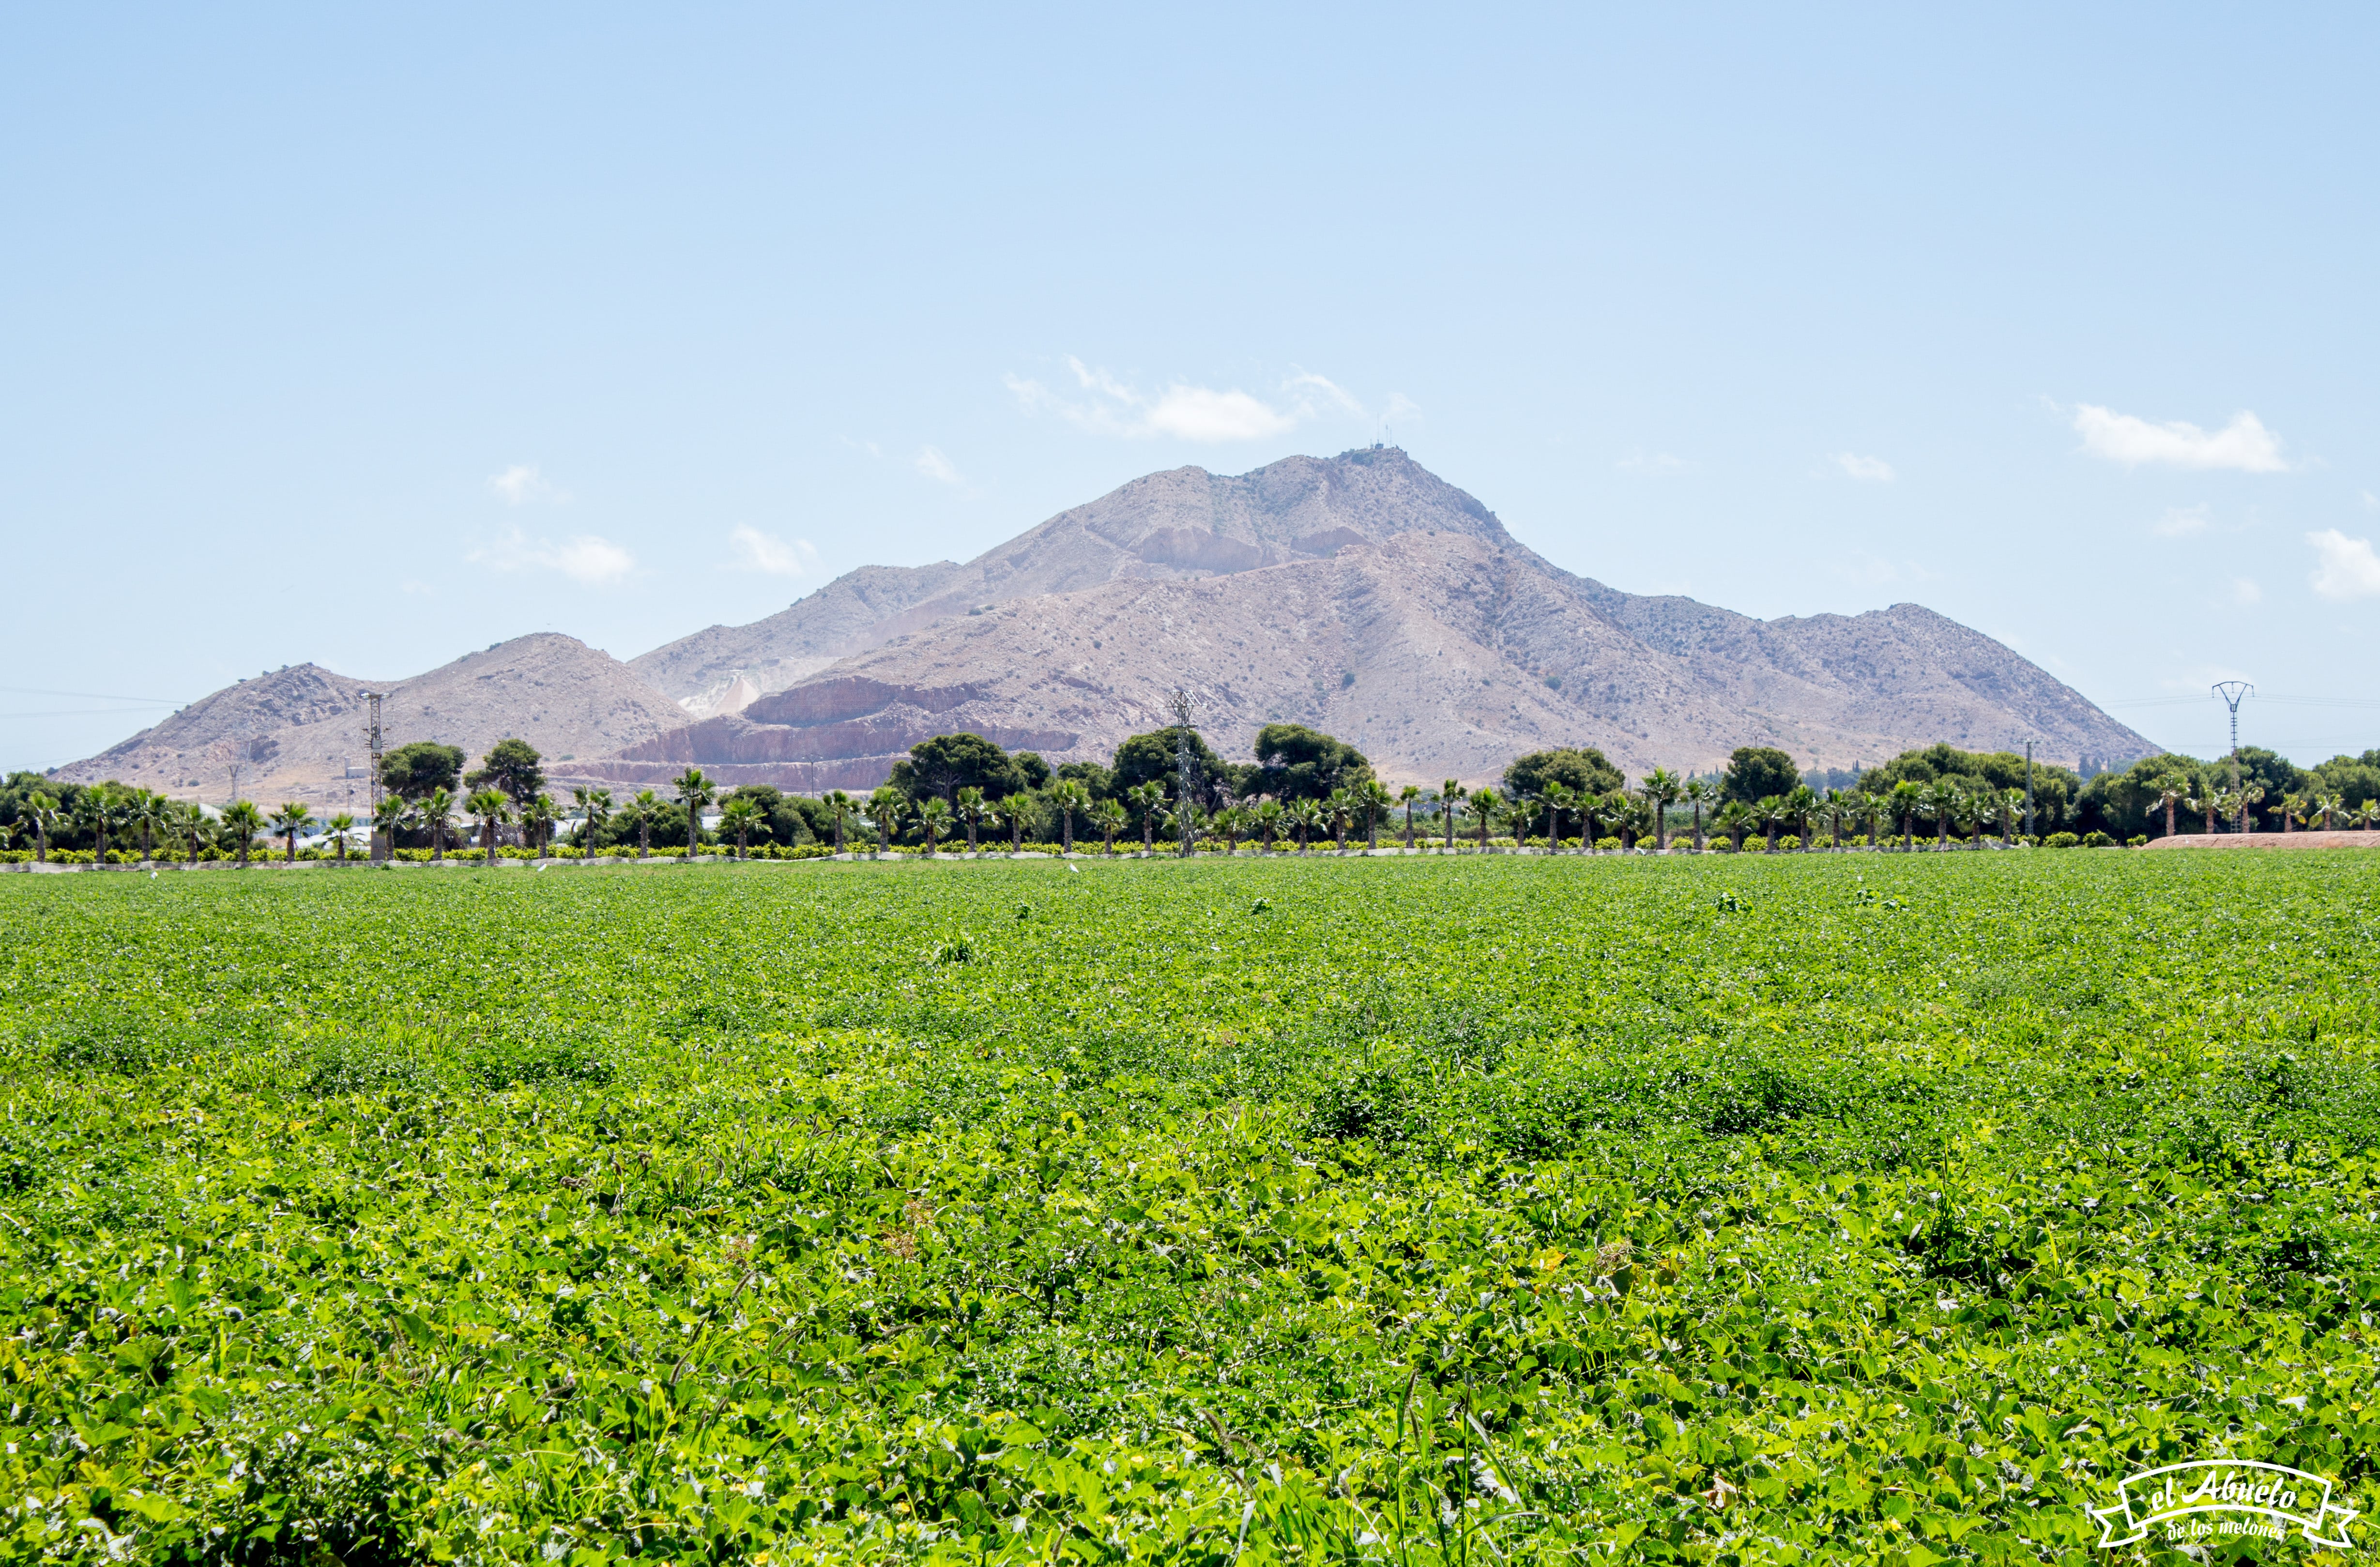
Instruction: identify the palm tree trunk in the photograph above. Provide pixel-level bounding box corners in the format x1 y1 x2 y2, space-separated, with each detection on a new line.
1404 806 1414 849
1062 812 1073 853
639 822 650 860
1692 806 1705 852
1010 813 1021 853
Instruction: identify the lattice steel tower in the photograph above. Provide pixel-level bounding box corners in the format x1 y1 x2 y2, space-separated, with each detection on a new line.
2212 681 2253 789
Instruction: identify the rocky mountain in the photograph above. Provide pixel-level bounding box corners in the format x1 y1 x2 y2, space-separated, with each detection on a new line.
61 450 2156 800
590 449 2153 790
60 634 686 805
627 451 1508 704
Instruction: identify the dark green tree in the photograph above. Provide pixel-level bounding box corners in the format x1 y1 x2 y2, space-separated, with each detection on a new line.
1503 747 1623 802
1054 761 1115 801
1250 724 1371 802
1111 726 1231 806
380 742 464 800
466 738 545 803
887 732 1031 803
1721 747 1800 805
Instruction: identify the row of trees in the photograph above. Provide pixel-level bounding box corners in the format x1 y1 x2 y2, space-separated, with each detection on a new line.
11 731 2378 868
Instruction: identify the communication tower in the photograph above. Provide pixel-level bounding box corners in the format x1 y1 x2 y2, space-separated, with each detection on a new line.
2212 681 2253 789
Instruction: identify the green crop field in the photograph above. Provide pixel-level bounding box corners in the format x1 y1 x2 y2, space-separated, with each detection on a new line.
2 853 2375 1566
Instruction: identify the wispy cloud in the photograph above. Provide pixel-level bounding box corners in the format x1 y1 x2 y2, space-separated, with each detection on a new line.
1833 550 1937 585
1006 358 1365 442
2230 577 2263 606
468 529 634 585
914 446 963 486
2307 528 2380 601
2151 505 2211 538
2070 404 2289 472
728 526 816 578
488 463 568 504
1618 449 1687 476
2362 489 2378 513
1832 453 1896 483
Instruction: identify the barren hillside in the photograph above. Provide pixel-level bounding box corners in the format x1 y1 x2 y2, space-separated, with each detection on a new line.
60 634 687 805
582 526 2152 791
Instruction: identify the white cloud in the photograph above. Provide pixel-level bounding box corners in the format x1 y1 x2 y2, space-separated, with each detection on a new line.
2230 577 2263 605
1005 357 1368 442
2306 528 2380 600
2070 404 2289 472
1618 450 1687 476
914 446 963 485
728 526 816 578
1832 453 1896 483
2151 505 2211 538
468 528 634 585
488 463 567 504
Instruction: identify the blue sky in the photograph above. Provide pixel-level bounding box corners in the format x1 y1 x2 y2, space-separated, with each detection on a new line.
6 5 2376 771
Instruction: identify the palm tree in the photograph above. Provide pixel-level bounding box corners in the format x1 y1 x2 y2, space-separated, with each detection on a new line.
1048 778 1089 853
264 801 312 865
76 788 119 867
1787 784 1817 850
1753 794 1786 852
1681 778 1717 852
2356 798 2380 831
1594 791 1636 852
1089 797 1125 855
674 768 715 857
373 793 413 859
420 787 457 862
1439 779 1465 850
867 787 908 855
325 812 358 863
2278 791 2308 834
1396 783 1421 849
1324 787 1356 852
126 792 168 865
1253 799 1284 853
2235 783 2265 835
25 791 58 864
2314 792 2344 831
1538 780 1571 854
1125 781 1163 853
2187 790 2216 837
955 786 989 853
1711 799 1750 852
464 789 510 866
1887 780 1922 851
168 801 209 866
1467 786 1502 852
1215 805 1246 855
522 792 559 860
2000 788 2025 847
719 795 765 859
1639 768 1681 852
1355 778 1394 850
572 786 613 851
822 789 854 853
1282 797 1318 852
1002 796 1026 853
627 790 660 859
1957 790 1990 850
219 799 264 867
905 795 944 855
2151 775 2189 839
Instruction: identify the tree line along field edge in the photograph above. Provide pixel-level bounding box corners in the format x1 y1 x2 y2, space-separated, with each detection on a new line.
0 852 2375 1564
